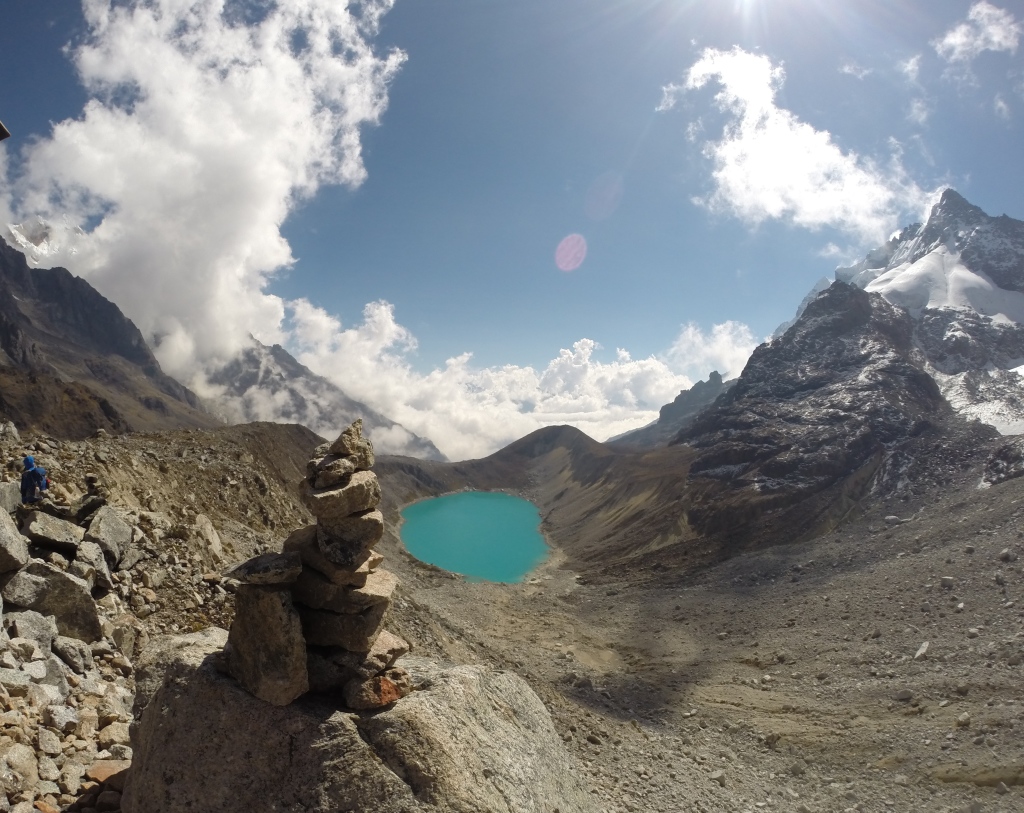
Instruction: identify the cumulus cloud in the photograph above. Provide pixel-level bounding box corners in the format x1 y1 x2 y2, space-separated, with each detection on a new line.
0 1 760 461
284 300 754 460
664 321 756 381
933 2 1021 64
2 0 405 382
662 47 931 245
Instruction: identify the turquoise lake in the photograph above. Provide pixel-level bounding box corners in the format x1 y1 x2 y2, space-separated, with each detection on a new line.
399 491 548 583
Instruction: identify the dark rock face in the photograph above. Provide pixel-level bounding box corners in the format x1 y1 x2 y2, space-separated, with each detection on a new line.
673 282 963 544
915 308 1024 375
611 372 734 448
0 237 218 437
832 189 1024 433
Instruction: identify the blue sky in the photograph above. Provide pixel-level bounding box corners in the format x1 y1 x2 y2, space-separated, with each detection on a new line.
1 0 1022 458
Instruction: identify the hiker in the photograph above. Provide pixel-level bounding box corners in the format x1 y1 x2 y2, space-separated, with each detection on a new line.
20 455 48 504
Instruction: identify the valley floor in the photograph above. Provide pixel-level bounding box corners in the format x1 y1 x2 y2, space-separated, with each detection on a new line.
383 471 1024 813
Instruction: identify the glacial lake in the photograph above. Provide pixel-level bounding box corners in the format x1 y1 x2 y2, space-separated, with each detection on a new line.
399 492 548 583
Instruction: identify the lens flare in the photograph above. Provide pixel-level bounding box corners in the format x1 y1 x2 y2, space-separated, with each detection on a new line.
555 233 587 272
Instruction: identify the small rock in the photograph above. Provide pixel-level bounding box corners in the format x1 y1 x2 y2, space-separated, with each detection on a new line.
914 642 929 660
224 551 302 585
37 728 62 756
709 769 726 787
895 689 913 702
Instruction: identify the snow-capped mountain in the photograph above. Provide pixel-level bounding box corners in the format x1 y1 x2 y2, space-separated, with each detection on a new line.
836 189 1024 434
204 337 447 461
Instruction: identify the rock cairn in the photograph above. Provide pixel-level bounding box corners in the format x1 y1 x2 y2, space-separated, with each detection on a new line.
224 420 411 709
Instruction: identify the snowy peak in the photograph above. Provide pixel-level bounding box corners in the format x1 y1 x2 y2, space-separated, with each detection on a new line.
832 190 1024 435
837 189 1024 308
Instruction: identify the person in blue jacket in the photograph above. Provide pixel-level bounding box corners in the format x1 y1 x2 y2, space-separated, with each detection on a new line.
20 455 48 504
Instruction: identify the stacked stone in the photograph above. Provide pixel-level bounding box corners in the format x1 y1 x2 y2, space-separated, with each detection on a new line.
224 420 412 709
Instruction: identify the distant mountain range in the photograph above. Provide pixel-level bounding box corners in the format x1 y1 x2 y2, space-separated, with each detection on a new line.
204 338 446 461
0 236 219 438
0 234 445 459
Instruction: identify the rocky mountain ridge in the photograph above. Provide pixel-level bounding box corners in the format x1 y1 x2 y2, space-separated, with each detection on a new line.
610 371 735 449
837 189 1024 434
205 337 446 461
0 238 220 439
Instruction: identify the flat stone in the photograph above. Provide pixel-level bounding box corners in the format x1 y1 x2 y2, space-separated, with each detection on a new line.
343 667 412 710
22 511 84 556
76 539 115 592
84 506 132 567
4 742 38 785
0 509 29 573
0 481 21 514
326 420 374 470
310 455 356 490
85 759 131 788
98 721 131 750
224 551 302 585
317 509 385 569
301 471 381 526
299 602 388 651
333 629 411 681
5 610 58 650
282 525 378 587
0 561 102 641
0 667 30 695
38 727 62 756
306 629 410 692
53 635 94 674
43 705 79 734
306 649 357 693
226 585 308 706
292 567 398 614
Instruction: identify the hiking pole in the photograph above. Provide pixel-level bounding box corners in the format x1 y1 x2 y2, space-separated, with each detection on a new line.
0 121 10 141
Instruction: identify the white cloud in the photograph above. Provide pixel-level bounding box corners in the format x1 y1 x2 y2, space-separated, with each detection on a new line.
840 62 871 80
899 55 922 83
284 300 754 460
933 1 1021 64
908 98 931 125
664 320 756 381
664 47 932 245
2 0 405 382
994 94 1011 118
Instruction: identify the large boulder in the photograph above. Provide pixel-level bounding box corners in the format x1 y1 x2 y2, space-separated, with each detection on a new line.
301 471 381 525
0 510 29 573
121 637 590 813
22 511 84 556
226 585 308 706
0 561 102 641
0 481 21 514
84 506 132 567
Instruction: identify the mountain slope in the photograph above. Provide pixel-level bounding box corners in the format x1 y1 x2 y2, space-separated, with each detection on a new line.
672 281 995 549
609 371 734 449
0 237 220 437
837 189 1024 432
204 338 446 461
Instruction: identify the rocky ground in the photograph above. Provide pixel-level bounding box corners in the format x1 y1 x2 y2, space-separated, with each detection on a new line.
381 461 1024 813
0 420 1020 812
